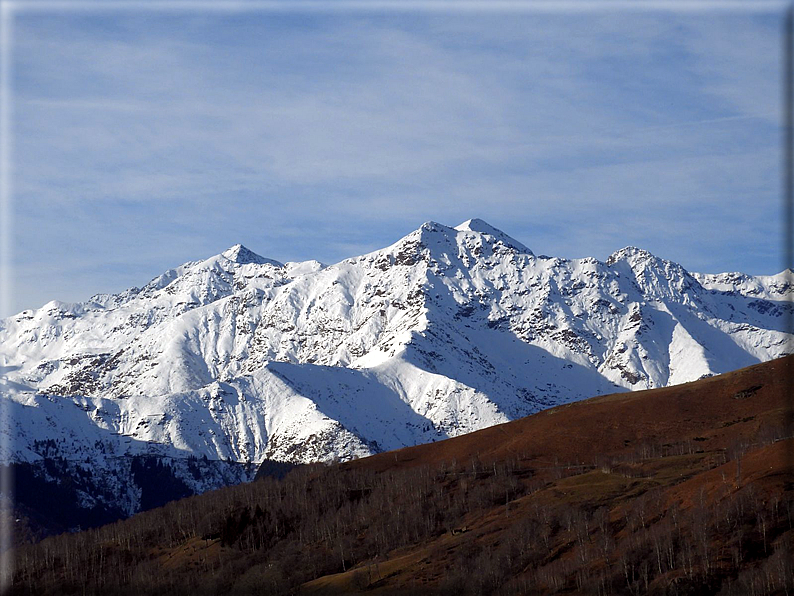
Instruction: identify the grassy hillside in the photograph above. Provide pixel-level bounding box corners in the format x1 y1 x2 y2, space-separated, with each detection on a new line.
9 356 793 595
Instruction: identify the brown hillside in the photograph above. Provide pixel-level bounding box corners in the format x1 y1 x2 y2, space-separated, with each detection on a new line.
10 356 794 596
351 355 792 474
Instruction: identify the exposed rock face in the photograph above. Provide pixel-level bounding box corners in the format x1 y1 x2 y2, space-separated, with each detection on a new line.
1 219 790 522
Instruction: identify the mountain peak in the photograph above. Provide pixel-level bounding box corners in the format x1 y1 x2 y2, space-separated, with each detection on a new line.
455 218 499 234
606 246 656 267
418 220 450 233
454 218 532 255
221 244 282 266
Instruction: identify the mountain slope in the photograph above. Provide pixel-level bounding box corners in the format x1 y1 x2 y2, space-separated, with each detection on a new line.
10 355 793 596
0 219 791 526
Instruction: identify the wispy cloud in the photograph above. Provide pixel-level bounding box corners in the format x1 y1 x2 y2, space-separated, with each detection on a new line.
7 8 785 314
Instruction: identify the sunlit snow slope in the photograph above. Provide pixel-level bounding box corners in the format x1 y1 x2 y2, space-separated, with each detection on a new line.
1 220 791 518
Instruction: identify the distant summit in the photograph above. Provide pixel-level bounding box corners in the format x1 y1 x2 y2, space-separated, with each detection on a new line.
221 243 282 266
454 218 532 254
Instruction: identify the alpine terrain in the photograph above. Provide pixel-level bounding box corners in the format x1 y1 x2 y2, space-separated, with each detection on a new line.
1 219 791 534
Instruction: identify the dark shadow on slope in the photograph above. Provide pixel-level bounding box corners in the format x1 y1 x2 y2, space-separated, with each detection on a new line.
665 301 762 374
700 289 794 334
402 265 787 417
7 460 122 539
8 453 201 540
613 304 758 385
401 320 624 420
392 268 627 420
253 459 299 481
130 457 193 511
2 397 250 544
266 361 449 452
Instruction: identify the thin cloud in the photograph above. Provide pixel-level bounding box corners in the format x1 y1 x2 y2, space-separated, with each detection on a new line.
7 9 784 314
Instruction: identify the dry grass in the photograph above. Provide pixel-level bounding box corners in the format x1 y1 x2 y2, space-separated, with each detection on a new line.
10 355 793 596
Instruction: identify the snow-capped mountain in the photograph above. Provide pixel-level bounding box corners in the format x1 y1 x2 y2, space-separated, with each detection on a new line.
1 219 791 525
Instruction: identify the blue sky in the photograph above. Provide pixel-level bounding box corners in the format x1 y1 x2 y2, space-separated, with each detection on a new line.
4 4 787 316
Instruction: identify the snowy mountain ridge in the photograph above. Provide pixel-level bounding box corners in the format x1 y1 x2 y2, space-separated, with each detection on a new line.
1 219 791 521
